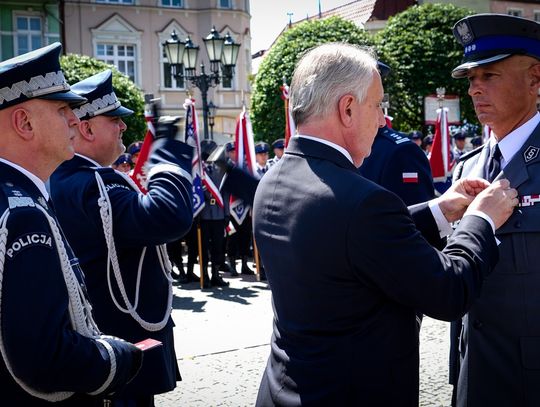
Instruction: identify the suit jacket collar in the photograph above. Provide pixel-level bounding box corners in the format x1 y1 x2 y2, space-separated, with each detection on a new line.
0 161 47 201
285 136 357 172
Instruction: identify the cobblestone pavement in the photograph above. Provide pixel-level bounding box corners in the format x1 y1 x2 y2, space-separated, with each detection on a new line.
156 268 453 406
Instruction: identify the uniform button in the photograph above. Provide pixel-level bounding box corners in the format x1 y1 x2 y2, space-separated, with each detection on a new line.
514 221 521 228
473 320 483 329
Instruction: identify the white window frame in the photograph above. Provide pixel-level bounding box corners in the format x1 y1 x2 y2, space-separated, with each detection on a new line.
95 0 134 4
219 0 232 9
95 43 137 83
534 10 540 22
13 13 44 56
160 0 183 8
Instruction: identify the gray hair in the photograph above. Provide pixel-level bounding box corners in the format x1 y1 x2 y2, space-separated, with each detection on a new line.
290 43 378 126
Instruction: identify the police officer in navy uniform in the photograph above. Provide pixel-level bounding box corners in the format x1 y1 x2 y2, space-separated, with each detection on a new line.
409 130 423 147
452 130 468 161
268 138 285 165
49 70 193 406
255 142 271 177
450 14 540 406
360 62 435 207
0 44 142 405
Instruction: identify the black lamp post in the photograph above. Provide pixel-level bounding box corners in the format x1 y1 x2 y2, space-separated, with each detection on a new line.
163 27 240 141
208 101 217 139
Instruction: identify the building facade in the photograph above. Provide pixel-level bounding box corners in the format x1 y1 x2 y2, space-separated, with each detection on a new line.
0 0 252 140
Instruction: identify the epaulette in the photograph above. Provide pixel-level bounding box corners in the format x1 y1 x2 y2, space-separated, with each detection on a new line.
379 128 411 145
0 182 38 209
457 145 483 163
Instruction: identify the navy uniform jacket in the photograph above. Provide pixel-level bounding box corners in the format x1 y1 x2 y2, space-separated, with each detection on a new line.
201 163 229 221
359 126 435 206
253 137 498 406
0 162 138 406
452 123 540 406
49 138 193 398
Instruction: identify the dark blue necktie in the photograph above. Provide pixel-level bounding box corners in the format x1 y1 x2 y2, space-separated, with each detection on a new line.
486 144 502 182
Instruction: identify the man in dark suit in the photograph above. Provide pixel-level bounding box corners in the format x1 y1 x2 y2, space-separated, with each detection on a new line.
450 14 540 406
252 42 518 406
0 44 142 405
49 70 193 406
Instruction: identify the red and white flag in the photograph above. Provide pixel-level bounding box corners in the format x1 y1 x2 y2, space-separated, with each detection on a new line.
129 109 154 193
230 108 257 225
402 172 419 184
280 79 296 147
429 107 454 183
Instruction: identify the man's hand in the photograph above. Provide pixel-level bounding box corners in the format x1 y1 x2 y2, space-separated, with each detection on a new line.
435 178 491 222
466 179 518 229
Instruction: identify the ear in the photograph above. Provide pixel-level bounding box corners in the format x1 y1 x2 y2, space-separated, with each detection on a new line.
337 94 355 127
78 120 95 141
11 108 34 140
529 63 540 91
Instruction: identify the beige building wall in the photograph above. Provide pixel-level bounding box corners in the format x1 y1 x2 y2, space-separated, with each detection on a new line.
63 0 252 139
491 1 540 20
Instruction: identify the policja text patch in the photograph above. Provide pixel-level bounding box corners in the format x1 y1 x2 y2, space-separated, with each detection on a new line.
6 233 53 259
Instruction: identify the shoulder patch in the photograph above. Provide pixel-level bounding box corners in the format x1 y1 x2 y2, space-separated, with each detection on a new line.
6 232 53 259
1 183 36 209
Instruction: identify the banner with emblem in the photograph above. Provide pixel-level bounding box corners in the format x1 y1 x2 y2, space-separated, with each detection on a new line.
429 106 454 194
230 107 257 225
184 98 206 217
129 108 154 193
280 78 296 148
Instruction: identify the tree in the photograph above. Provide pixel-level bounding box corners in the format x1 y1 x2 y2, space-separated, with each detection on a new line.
251 16 374 144
61 54 146 146
375 3 474 132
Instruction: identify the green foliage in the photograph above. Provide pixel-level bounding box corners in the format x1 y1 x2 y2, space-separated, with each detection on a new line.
60 54 145 146
375 3 475 132
251 16 374 143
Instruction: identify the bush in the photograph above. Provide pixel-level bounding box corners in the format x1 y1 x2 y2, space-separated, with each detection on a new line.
61 54 146 146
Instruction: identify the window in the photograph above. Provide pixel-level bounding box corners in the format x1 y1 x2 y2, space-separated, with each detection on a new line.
219 0 232 9
15 16 42 56
96 0 133 4
507 8 523 17
161 0 183 7
96 43 136 82
162 48 185 89
534 11 540 22
221 71 233 89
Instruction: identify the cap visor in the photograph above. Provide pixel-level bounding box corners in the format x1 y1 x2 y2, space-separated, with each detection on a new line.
38 90 87 107
452 54 511 78
103 105 134 117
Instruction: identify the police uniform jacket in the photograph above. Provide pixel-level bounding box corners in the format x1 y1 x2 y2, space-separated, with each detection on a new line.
452 121 540 407
253 136 498 406
49 138 193 398
201 163 230 221
0 162 140 406
359 126 435 206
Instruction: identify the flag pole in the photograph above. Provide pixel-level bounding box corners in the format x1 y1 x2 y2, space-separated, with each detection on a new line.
197 219 205 289
253 234 261 281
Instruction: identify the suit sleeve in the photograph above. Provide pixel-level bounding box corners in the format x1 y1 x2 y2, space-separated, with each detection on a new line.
94 138 194 246
381 142 435 206
348 188 498 321
1 208 138 394
222 166 259 206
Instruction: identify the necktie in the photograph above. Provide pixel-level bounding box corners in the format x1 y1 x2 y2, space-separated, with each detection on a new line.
486 144 502 182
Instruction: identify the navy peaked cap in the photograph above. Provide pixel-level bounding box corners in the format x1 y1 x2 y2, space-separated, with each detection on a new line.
113 153 133 166
0 42 86 110
255 142 270 154
127 141 143 155
377 61 391 79
453 131 466 140
272 138 285 149
409 130 423 140
225 141 235 152
452 14 540 78
71 69 133 120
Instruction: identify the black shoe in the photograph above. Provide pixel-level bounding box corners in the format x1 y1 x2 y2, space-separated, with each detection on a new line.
219 262 236 275
211 275 230 287
241 262 255 275
202 273 211 289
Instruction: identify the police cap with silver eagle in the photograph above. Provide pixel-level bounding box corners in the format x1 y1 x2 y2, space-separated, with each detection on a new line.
71 69 133 120
0 42 86 110
452 13 540 78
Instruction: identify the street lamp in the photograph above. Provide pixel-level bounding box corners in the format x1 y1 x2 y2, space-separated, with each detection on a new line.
163 27 241 141
208 101 217 139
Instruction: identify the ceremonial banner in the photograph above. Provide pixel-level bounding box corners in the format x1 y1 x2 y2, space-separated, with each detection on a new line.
129 110 154 193
230 108 256 224
184 98 206 217
280 79 296 147
429 107 454 193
